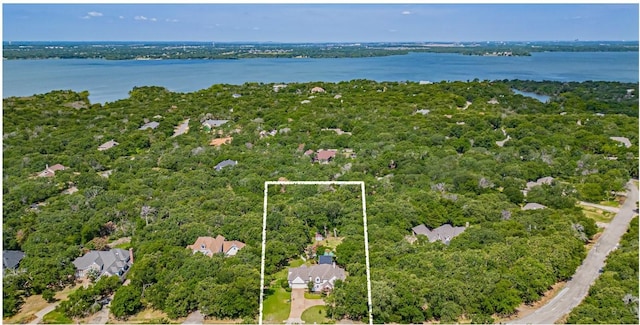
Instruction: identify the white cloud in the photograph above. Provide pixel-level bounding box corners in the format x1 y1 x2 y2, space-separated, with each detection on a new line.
119 16 125 20
252 27 260 30
81 16 90 20
134 15 148 21
165 18 179 23
150 18 157 22
402 11 412 15
87 11 103 17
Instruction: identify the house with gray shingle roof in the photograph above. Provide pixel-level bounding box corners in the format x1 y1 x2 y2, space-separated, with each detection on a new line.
3 250 25 271
72 249 132 279
139 121 159 130
522 203 547 210
215 159 237 171
37 164 66 177
202 119 229 129
98 140 119 151
412 224 466 244
609 136 632 148
523 176 555 196
288 264 346 292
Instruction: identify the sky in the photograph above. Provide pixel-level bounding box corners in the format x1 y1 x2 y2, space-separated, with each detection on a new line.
2 2 639 42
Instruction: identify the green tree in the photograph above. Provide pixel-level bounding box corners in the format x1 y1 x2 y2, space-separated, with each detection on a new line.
111 285 143 319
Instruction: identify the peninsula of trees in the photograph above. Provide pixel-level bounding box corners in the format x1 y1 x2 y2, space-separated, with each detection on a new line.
3 41 638 60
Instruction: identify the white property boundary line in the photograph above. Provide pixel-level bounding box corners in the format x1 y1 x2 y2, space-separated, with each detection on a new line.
259 181 373 325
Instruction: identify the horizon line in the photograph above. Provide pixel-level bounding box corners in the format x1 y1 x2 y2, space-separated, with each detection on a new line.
4 40 639 43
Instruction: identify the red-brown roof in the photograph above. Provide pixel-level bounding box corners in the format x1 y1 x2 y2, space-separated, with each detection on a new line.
187 235 225 257
49 164 66 172
222 241 246 253
187 235 246 257
316 150 337 161
210 137 233 147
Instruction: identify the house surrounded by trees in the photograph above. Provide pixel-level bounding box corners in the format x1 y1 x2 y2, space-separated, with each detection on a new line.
187 235 245 257
72 248 133 279
288 264 346 293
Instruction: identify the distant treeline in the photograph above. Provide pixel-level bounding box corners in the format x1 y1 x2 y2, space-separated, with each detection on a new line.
3 41 637 60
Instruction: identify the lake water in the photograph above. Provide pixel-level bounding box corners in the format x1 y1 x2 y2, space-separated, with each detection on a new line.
511 89 551 103
3 51 638 104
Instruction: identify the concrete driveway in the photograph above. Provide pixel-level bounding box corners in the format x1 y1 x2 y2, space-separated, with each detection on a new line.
86 303 110 325
285 288 326 324
28 302 60 324
510 180 638 324
183 310 205 324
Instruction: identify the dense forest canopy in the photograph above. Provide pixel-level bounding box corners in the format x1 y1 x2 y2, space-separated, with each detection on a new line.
3 41 638 60
3 79 638 323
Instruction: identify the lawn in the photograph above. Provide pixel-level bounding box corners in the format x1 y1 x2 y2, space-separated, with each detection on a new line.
3 284 81 324
42 310 72 324
598 200 621 207
262 287 291 324
289 258 305 267
108 308 171 324
3 294 47 324
301 305 332 324
582 206 614 223
322 237 344 250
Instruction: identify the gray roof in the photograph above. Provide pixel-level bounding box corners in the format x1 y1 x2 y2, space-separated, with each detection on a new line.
3 250 25 269
202 119 229 128
288 264 346 283
73 249 130 276
215 159 237 171
412 224 466 244
139 121 159 130
522 203 547 210
610 136 632 148
98 140 119 151
319 255 333 265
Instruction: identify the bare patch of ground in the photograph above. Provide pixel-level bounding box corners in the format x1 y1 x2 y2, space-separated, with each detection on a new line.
107 236 131 248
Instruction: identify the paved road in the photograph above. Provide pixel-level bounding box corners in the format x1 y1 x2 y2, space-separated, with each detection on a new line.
87 302 110 325
28 302 60 324
511 180 638 324
183 310 205 324
578 201 620 214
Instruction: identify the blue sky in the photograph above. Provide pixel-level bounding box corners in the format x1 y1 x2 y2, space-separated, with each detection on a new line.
3 3 638 42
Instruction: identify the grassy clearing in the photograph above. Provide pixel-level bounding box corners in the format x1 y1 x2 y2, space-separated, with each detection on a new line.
582 207 615 223
55 283 82 300
598 200 621 207
301 305 331 324
41 310 72 324
109 308 171 324
289 258 305 267
3 294 48 324
322 237 344 250
262 287 291 324
3 283 81 324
